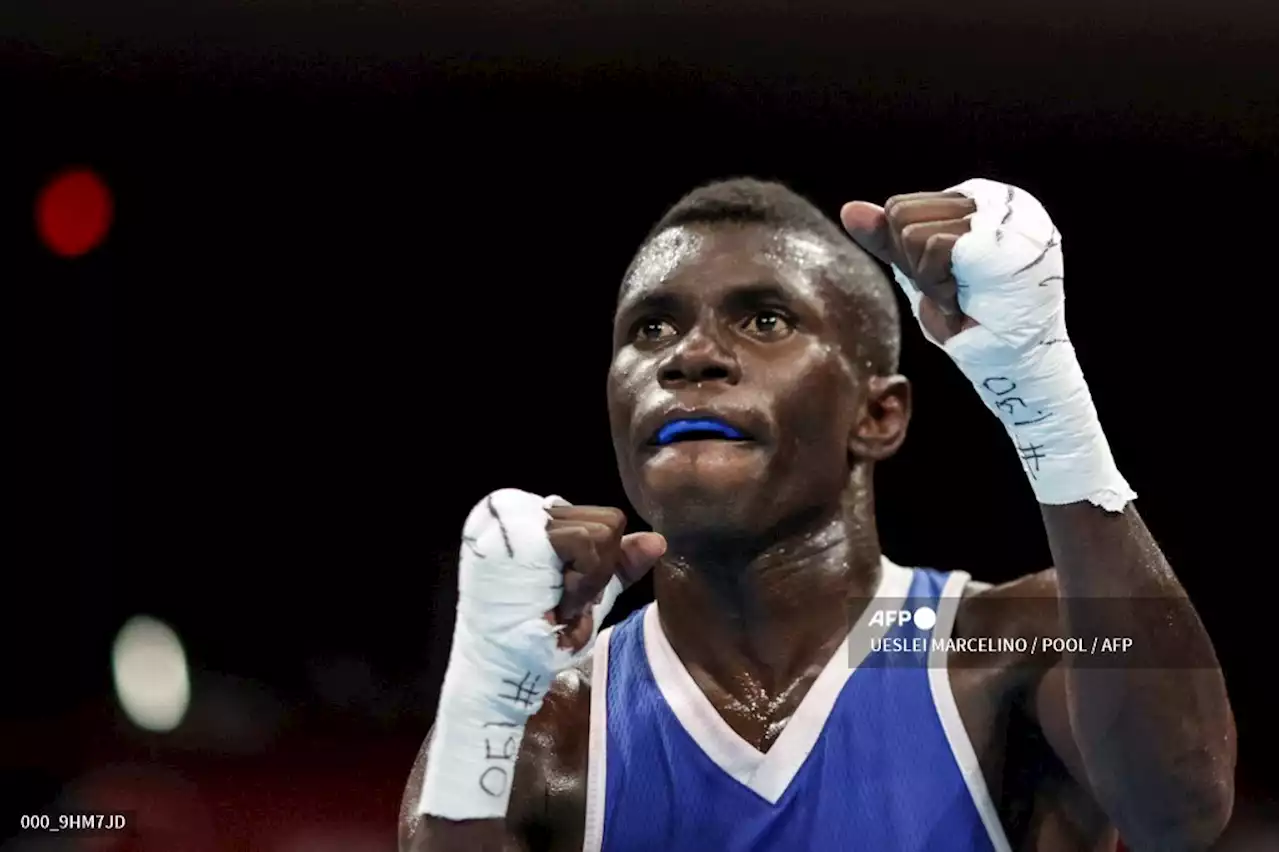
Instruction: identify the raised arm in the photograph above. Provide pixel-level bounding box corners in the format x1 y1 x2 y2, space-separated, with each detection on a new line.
842 179 1235 850
1033 502 1234 850
404 491 662 852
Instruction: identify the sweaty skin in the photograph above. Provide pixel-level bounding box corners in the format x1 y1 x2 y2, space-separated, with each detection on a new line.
401 222 1234 852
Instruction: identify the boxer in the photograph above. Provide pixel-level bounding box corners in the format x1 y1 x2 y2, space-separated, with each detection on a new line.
399 179 1235 851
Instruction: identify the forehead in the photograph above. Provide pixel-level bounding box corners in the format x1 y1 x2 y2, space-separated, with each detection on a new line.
617 223 838 313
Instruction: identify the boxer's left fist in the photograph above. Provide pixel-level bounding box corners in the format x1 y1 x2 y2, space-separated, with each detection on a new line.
841 191 977 343
841 180 1065 354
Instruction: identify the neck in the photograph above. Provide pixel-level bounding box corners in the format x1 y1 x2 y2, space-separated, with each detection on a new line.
652 472 882 697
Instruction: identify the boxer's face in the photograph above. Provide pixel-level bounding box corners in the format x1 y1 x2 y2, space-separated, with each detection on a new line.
608 223 906 542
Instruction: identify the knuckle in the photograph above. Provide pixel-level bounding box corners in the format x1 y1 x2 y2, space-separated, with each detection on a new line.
548 526 588 559
586 516 622 550
900 221 929 245
884 198 911 225
923 232 952 254
580 521 612 543
558 534 596 568
577 538 603 568
601 506 627 533
883 194 912 214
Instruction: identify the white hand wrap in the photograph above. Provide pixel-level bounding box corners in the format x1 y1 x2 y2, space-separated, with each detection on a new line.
418 488 624 820
893 178 1136 511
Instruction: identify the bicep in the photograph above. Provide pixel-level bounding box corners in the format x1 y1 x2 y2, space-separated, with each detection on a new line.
1027 664 1129 850
1028 662 1091 790
975 569 1088 788
962 568 1116 839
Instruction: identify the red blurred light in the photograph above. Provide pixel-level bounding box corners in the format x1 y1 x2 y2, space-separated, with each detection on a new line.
36 168 114 258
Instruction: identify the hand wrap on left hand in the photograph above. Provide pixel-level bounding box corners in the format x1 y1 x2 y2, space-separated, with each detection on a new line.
894 178 1136 511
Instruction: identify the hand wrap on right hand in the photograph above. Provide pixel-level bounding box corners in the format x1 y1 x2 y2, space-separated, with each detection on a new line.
419 488 620 820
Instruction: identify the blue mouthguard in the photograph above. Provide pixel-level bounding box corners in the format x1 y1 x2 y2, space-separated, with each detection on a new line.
655 418 746 446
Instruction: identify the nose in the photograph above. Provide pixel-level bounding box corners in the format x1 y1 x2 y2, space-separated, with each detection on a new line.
658 325 741 388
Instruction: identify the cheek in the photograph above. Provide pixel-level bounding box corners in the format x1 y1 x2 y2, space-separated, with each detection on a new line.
607 356 649 469
607 357 638 427
609 349 646 401
770 355 851 448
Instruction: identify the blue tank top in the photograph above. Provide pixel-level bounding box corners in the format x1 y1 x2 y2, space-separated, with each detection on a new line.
581 559 1011 852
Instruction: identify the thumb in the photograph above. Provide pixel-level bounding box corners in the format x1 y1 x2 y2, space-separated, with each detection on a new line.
839 201 894 267
616 532 667 588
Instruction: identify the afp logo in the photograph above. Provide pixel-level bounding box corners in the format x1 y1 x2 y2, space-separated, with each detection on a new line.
868 606 937 630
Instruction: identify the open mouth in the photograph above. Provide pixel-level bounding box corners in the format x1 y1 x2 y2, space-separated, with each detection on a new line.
652 418 750 446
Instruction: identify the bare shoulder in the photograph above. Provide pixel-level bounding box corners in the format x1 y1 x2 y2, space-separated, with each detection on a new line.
955 567 1063 647
949 570 1114 850
948 568 1066 710
942 571 1057 732
398 661 593 852
947 568 1065 738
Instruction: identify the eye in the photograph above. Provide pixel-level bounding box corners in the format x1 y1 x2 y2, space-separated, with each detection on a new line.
742 309 793 339
633 317 679 344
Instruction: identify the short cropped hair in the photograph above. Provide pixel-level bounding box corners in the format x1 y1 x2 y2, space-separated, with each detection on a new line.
631 177 901 374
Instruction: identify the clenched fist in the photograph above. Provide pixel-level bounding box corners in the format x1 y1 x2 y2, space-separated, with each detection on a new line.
840 192 980 343
545 505 666 651
422 492 666 820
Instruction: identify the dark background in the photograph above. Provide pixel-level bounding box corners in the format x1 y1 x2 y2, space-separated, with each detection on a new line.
3 1 1276 849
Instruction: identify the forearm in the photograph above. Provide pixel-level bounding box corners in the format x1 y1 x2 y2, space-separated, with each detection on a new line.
405 491 621 852
877 177 1236 847
1041 501 1235 850
400 728 530 852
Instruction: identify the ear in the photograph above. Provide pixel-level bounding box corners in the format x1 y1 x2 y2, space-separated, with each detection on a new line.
847 374 911 462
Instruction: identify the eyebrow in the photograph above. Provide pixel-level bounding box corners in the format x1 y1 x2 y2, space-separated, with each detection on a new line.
620 279 794 310
720 282 796 310
615 290 680 323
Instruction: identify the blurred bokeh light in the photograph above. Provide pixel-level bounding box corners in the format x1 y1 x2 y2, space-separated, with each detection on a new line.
111 616 190 734
35 168 113 258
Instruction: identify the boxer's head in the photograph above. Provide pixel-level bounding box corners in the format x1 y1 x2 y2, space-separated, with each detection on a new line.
607 178 910 544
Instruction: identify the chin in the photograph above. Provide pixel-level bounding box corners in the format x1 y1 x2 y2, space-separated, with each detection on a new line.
644 439 763 488
636 463 767 541
645 494 758 542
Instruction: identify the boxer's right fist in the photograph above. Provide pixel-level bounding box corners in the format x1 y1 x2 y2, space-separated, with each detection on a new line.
425 489 666 820
546 504 666 650
457 490 665 664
